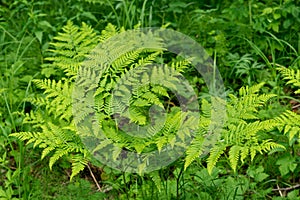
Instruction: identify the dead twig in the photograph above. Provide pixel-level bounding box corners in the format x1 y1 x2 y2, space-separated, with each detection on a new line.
272 184 300 192
87 163 102 192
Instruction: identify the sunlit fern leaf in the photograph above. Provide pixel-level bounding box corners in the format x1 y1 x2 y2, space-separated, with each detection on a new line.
151 85 169 98
250 146 258 161
238 82 265 96
11 21 127 180
186 83 289 174
260 140 285 153
184 136 204 170
229 145 241 172
240 146 249 163
207 144 226 174
33 79 73 122
49 148 71 170
111 50 142 75
128 106 147 125
275 110 300 145
170 59 190 73
75 66 101 89
277 67 300 94
156 137 168 153
136 51 162 67
41 146 55 160
70 154 88 180
99 23 121 42
10 131 34 142
132 138 148 152
132 98 151 107
44 21 99 78
141 91 163 107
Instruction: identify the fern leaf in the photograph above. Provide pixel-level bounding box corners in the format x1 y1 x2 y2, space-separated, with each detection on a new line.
44 21 99 78
150 171 162 191
70 155 88 180
278 67 300 94
239 146 249 164
49 148 70 170
207 144 226 174
184 136 204 170
229 145 241 172
41 146 55 160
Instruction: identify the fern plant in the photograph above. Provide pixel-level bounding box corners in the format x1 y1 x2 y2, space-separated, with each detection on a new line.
185 83 286 174
13 20 299 181
11 21 198 178
276 66 300 145
277 66 300 94
72 25 200 173
10 21 100 179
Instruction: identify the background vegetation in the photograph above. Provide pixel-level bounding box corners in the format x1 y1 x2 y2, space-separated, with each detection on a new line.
1 0 300 199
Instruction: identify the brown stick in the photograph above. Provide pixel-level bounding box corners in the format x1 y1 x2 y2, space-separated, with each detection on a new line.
292 104 300 109
272 184 300 192
87 163 102 191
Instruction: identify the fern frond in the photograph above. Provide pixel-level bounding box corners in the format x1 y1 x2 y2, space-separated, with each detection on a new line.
136 51 162 66
49 148 71 170
238 82 265 96
41 146 55 160
33 79 73 121
277 67 300 94
111 50 142 76
207 144 226 174
184 136 204 170
185 83 289 173
239 146 249 163
99 23 120 42
150 171 162 191
229 145 241 172
44 21 99 78
70 154 88 180
275 110 300 144
260 140 285 153
170 59 190 73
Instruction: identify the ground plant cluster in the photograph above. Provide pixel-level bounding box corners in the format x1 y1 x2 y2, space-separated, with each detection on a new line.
1 0 300 199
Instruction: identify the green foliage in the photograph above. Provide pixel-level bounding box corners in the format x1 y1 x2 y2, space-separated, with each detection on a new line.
28 168 107 200
72 23 200 173
180 0 300 92
2 0 300 199
275 110 300 145
0 8 43 198
42 21 100 78
276 154 297 177
275 67 300 145
227 53 268 86
11 20 196 179
10 21 101 180
185 83 286 174
278 66 300 94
